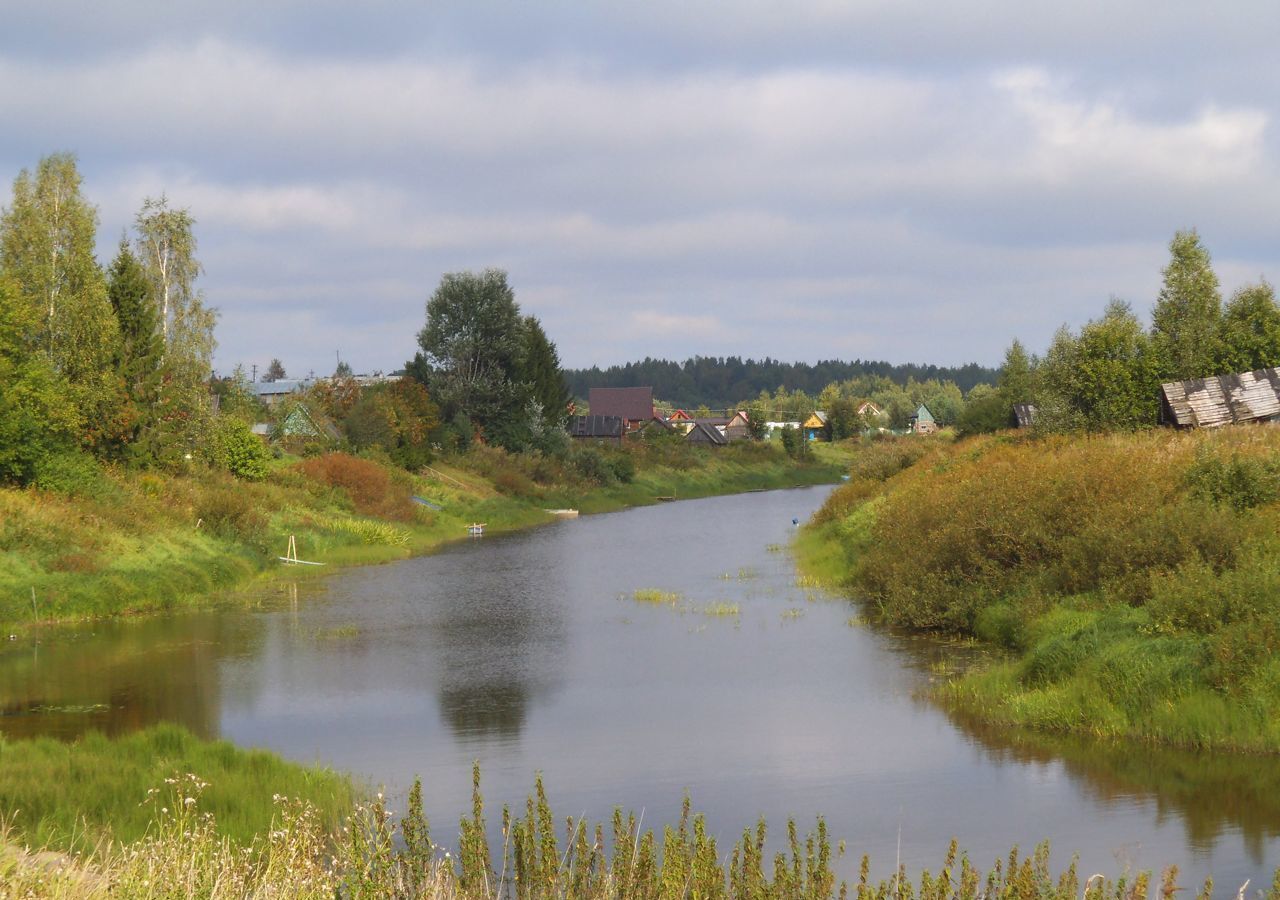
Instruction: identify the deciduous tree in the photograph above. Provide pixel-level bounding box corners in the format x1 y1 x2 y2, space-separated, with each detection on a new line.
413 269 531 449
1215 281 1280 374
0 153 122 447
1151 230 1222 380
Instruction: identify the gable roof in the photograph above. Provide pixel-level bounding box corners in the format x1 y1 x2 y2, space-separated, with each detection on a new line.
802 411 827 429
1161 367 1280 428
567 415 625 438
685 421 728 445
857 401 884 417
1012 403 1037 428
910 404 935 423
589 387 654 421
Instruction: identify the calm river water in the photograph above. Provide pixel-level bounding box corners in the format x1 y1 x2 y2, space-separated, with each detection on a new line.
2 486 1278 886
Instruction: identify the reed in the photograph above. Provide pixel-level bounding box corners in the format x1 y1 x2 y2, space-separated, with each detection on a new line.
4 766 1274 900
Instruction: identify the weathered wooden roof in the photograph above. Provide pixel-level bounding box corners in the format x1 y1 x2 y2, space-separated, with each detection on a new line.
1160 367 1280 428
588 387 654 422
567 415 625 438
1012 403 1037 428
685 421 728 445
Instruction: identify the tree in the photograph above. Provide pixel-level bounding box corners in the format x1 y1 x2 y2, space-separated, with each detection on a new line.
413 269 530 449
132 196 217 467
334 359 352 377
1039 301 1160 431
997 339 1035 405
0 153 122 447
106 238 162 447
955 383 1012 436
0 276 80 483
1215 281 1280 374
520 315 570 430
825 396 863 441
1151 230 1222 380
264 358 286 382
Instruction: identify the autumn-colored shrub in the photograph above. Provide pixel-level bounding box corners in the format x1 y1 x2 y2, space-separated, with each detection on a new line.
295 453 415 521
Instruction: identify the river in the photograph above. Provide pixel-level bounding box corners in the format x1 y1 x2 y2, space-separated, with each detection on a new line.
2 485 1277 886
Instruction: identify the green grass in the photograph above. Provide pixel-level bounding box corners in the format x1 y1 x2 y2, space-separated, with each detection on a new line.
7 764 1272 899
0 439 844 635
0 723 354 853
797 429 1280 754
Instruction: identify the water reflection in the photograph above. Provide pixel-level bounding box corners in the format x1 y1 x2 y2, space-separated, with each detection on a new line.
954 714 1280 865
0 613 254 741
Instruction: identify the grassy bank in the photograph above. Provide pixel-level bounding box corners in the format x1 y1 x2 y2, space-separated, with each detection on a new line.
799 429 1280 753
0 723 353 853
5 760 1275 898
0 438 845 634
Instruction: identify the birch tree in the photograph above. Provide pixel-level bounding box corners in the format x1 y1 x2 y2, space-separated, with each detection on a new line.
0 153 122 446
132 195 217 465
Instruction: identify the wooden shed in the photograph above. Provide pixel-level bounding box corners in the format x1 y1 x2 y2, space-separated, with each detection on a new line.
568 415 625 444
685 421 728 447
1160 367 1280 428
724 410 752 441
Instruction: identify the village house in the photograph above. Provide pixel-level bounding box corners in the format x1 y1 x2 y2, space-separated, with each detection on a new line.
909 404 938 435
1160 367 1280 428
802 411 828 442
724 410 752 441
588 387 656 432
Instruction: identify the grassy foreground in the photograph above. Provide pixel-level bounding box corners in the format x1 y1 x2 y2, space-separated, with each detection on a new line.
0 438 845 635
799 429 1280 753
5 761 1277 899
0 724 353 855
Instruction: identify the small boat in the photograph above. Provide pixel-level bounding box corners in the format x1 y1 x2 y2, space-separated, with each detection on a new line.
544 508 579 519
465 523 486 537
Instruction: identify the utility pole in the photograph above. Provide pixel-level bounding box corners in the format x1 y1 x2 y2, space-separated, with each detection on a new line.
251 363 258 382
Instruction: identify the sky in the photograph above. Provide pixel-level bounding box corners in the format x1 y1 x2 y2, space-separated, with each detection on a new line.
2 1 1279 378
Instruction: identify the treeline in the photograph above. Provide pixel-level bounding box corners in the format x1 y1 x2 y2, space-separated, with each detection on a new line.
0 152 248 487
565 356 998 409
961 230 1280 434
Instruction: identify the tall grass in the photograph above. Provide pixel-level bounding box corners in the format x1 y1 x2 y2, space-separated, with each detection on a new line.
802 428 1280 752
0 724 353 853
6 764 1272 900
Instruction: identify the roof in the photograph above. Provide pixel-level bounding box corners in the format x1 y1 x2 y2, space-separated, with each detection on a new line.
589 387 654 421
692 416 730 427
910 404 936 422
1161 367 1280 428
251 378 315 397
685 421 728 445
802 411 827 428
666 409 692 420
1012 403 1037 428
857 401 884 417
567 415 625 438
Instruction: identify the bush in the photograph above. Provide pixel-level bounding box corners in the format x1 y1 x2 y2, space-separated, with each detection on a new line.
210 419 270 481
296 453 415 521
195 480 268 542
31 450 109 498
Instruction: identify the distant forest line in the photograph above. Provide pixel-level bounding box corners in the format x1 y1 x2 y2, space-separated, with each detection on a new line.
564 357 999 408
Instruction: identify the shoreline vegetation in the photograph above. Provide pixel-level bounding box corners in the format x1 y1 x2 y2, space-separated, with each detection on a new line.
5 761 1279 898
0 439 846 637
797 428 1280 756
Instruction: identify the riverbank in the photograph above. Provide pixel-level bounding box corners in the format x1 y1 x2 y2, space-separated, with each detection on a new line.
0 440 847 635
796 429 1280 754
5 761 1268 899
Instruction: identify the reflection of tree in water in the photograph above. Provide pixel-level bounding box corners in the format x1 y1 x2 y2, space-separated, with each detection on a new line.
0 612 256 742
427 540 568 743
952 711 1280 865
438 681 530 740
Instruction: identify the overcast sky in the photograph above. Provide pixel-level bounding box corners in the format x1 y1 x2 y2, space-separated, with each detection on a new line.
3 2 1279 377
